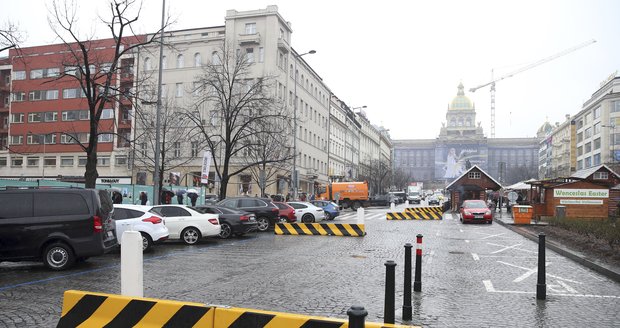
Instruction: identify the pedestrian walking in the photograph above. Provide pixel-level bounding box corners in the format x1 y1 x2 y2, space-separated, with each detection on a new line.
112 191 123 204
139 191 148 205
188 192 198 206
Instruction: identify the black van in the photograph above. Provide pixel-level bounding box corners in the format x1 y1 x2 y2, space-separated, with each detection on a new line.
0 188 117 270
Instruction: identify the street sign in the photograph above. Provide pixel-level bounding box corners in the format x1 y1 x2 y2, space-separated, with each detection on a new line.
508 191 518 204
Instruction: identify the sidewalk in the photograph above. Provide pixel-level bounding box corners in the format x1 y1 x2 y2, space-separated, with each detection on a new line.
490 208 620 283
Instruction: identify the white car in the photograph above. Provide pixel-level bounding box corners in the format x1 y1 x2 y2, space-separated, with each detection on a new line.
148 205 221 245
112 204 169 252
287 201 325 223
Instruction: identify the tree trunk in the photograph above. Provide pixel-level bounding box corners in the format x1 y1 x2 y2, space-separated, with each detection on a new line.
84 132 99 188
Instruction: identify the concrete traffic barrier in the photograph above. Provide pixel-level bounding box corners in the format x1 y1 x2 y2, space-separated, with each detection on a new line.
404 206 444 214
275 222 366 237
386 211 442 220
56 290 213 328
121 230 143 297
57 290 419 328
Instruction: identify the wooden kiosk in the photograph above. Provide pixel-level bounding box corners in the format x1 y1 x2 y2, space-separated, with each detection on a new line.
446 165 502 212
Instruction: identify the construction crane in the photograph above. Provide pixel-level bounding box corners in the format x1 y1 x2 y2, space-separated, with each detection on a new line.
469 39 596 138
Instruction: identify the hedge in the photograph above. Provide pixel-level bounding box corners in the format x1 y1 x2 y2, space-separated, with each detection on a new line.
548 217 620 250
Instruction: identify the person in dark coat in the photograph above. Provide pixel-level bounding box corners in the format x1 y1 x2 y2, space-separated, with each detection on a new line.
112 191 123 204
139 191 148 205
188 193 198 206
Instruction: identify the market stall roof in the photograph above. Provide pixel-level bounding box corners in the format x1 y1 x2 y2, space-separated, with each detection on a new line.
505 178 536 190
446 165 502 191
571 164 620 179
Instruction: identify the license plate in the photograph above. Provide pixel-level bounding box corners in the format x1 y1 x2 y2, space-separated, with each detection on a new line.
107 231 114 238
474 215 483 219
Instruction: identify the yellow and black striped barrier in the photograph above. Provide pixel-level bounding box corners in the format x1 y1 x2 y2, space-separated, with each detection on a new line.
57 290 213 327
386 211 443 220
405 206 444 214
57 290 419 327
275 222 366 237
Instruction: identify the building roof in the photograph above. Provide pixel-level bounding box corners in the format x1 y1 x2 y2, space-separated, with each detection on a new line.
449 82 474 110
445 165 502 190
571 164 620 179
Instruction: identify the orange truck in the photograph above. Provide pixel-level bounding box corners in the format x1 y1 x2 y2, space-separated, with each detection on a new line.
317 181 369 210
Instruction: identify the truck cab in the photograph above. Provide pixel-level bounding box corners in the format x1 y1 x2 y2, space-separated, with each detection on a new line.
407 191 421 204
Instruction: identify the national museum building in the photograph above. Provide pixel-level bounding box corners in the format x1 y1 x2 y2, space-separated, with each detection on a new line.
393 83 540 189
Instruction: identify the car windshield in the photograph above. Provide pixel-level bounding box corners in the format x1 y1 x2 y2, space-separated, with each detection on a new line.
464 200 487 208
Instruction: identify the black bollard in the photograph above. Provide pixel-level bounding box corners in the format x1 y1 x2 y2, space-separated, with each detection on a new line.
402 243 413 321
414 234 423 292
384 260 397 324
347 305 368 328
537 232 546 300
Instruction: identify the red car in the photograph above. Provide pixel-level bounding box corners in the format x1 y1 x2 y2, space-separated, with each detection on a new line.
274 202 296 223
459 200 493 224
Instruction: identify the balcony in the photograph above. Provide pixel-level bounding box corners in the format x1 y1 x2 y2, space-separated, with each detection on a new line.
277 38 290 53
238 32 261 45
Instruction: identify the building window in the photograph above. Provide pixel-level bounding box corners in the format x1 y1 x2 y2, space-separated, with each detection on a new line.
97 156 110 166
9 135 23 145
191 141 199 157
468 171 481 179
594 171 608 180
78 157 87 166
44 157 56 167
594 138 601 150
585 142 592 153
593 107 601 119
176 54 184 68
28 113 42 123
115 156 127 166
12 71 26 80
10 113 23 123
11 157 23 167
175 83 183 97
594 122 601 135
27 157 39 167
212 51 220 65
0 157 6 167
613 101 620 113
593 153 601 166
259 47 264 63
12 92 25 102
584 156 592 168
584 127 592 139
174 142 181 157
144 57 151 71
100 108 114 119
97 133 113 143
246 48 254 63
245 23 256 34
577 146 583 156
161 55 167 69
194 53 202 66
60 156 74 167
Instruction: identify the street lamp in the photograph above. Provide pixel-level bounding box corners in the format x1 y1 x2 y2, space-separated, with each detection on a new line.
292 49 316 200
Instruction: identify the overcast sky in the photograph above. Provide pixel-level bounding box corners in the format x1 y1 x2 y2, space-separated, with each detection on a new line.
3 0 619 140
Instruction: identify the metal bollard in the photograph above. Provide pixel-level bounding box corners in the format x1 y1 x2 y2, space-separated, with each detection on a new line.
121 230 143 297
414 234 423 292
357 207 365 225
347 305 368 328
402 243 413 321
384 260 397 324
390 202 395 211
536 232 546 300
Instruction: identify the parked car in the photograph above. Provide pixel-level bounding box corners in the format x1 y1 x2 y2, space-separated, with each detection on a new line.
217 197 279 232
310 200 340 220
459 200 493 224
204 194 219 205
388 191 406 204
273 201 297 223
427 195 440 206
368 194 397 207
148 205 220 244
287 201 325 223
112 204 169 252
193 205 258 239
0 187 117 270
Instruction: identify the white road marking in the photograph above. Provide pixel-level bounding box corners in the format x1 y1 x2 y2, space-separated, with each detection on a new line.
426 250 435 264
459 229 464 233
556 280 579 294
483 280 496 292
480 232 507 240
472 253 480 261
465 240 470 243
498 261 583 284
483 280 618 298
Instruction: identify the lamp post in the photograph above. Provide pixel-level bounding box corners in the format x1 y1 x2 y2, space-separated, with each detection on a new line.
292 49 316 200
153 0 166 205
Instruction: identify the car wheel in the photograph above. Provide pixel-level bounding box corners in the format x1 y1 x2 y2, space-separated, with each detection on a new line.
302 214 314 223
141 232 153 252
181 227 201 245
352 201 361 210
256 217 270 232
324 212 332 220
219 223 232 239
43 242 75 271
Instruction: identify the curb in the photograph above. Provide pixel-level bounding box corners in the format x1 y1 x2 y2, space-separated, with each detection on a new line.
493 215 620 283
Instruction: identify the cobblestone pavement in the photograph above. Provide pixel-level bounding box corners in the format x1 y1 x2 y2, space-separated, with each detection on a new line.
1 203 619 327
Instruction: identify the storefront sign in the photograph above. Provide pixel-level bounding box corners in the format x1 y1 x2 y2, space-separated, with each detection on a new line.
560 199 604 205
553 189 608 198
96 177 132 184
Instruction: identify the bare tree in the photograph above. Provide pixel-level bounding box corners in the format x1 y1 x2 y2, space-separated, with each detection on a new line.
132 98 202 196
242 130 294 197
0 21 23 53
506 164 538 185
392 167 412 191
359 157 392 195
47 0 169 188
188 43 293 199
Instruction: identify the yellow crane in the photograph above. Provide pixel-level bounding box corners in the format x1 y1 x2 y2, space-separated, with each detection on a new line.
469 39 596 138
